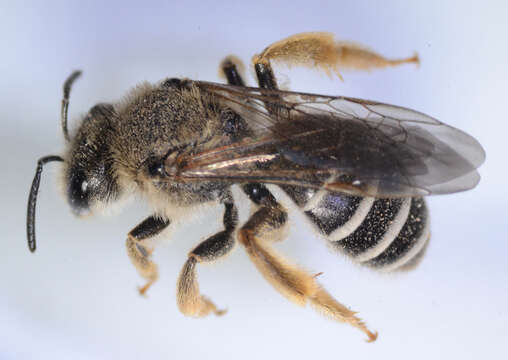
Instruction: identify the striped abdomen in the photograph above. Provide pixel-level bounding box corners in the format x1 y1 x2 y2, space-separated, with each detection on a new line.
281 186 430 272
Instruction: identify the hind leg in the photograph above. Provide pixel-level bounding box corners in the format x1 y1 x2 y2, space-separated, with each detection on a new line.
239 183 377 342
253 32 419 82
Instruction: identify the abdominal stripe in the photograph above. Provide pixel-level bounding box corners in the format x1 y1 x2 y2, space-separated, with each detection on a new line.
280 186 430 272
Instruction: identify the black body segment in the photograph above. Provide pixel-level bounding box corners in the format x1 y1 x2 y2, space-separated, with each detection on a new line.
130 215 170 240
336 198 407 258
191 191 239 261
281 185 430 271
221 57 246 87
305 192 366 236
243 183 276 205
363 197 429 271
190 198 238 262
254 63 279 91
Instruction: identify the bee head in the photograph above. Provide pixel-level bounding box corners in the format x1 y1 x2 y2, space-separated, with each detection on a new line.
27 71 121 252
64 102 120 216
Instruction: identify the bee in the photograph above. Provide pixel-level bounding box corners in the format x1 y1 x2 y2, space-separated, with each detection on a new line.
27 33 485 342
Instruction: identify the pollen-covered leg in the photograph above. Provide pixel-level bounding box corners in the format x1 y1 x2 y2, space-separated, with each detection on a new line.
126 215 170 296
240 184 377 342
253 32 418 81
177 194 238 317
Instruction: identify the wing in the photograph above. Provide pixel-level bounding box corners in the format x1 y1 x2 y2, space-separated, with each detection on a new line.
167 81 485 198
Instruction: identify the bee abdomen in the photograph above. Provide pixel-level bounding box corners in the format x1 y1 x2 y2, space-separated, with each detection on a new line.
281 186 430 272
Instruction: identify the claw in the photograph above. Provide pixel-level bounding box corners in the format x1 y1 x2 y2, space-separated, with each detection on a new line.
366 330 378 343
214 308 228 316
137 280 154 297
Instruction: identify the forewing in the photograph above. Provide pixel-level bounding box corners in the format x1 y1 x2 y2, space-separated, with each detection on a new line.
175 81 485 197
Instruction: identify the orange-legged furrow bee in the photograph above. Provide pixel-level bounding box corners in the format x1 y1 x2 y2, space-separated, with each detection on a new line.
27 33 485 342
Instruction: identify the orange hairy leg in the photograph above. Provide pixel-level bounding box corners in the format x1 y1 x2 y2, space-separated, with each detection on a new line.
239 184 377 342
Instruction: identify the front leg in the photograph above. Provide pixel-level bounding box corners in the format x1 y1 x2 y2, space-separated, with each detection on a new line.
177 191 238 317
126 215 170 296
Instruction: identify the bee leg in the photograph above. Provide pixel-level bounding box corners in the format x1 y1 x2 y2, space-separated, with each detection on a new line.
177 192 238 317
126 215 170 296
253 60 279 90
253 32 419 82
220 53 281 115
251 57 288 116
239 183 378 342
250 60 285 115
219 56 246 86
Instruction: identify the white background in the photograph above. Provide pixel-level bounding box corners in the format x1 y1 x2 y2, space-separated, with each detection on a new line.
1 1 506 359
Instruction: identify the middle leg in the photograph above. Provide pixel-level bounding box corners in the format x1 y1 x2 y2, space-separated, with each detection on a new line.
220 56 246 86
176 190 238 317
220 54 282 115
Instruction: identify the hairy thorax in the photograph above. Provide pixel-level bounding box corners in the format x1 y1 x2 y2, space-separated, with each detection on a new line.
110 81 231 211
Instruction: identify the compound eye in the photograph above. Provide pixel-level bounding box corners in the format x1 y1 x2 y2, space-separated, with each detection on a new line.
68 169 90 215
